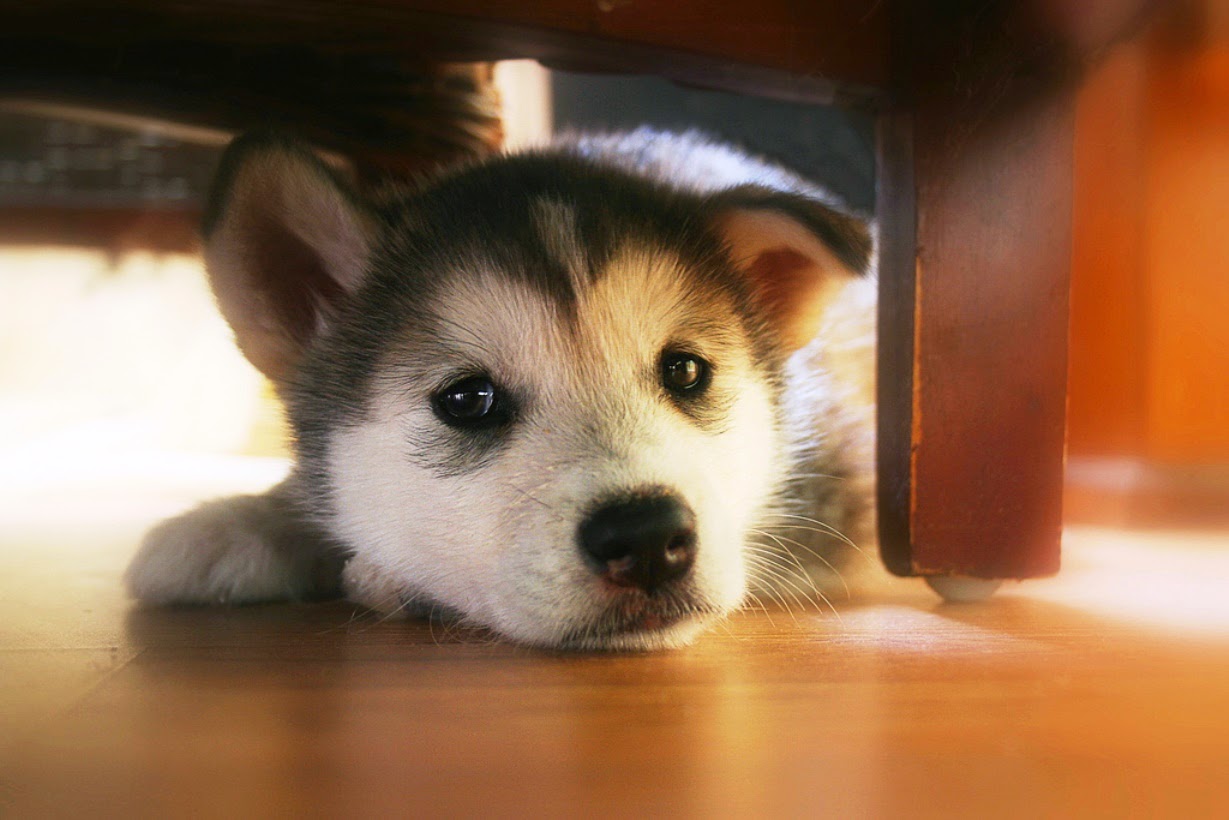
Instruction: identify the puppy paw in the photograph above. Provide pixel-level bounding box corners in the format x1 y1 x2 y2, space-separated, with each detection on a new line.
126 493 319 605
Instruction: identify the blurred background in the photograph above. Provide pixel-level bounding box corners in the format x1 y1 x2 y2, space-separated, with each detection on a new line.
0 0 1225 542
1066 0 1229 529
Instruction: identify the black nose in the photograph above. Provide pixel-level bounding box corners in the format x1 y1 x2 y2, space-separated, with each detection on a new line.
578 493 697 590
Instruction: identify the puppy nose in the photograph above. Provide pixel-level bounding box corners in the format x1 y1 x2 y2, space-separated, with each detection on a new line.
578 493 697 590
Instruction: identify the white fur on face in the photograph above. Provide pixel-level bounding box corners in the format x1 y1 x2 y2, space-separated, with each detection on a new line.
328 244 781 649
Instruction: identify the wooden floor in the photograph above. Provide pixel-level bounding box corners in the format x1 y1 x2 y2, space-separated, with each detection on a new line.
2 461 1228 818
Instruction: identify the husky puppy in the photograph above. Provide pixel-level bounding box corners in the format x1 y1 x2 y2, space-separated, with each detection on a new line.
126 129 876 650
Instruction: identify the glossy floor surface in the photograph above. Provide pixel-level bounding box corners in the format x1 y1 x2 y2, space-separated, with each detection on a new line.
2 463 1228 818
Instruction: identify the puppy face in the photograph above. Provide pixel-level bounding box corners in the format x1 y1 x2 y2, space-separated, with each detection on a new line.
203 134 869 650
327 239 781 648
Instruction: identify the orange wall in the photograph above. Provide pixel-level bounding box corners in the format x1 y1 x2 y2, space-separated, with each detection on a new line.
1069 2 1229 465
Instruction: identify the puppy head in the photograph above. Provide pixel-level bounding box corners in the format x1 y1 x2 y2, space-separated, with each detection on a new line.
204 134 870 650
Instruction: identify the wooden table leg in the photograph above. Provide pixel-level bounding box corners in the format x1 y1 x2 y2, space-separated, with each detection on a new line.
877 8 1077 582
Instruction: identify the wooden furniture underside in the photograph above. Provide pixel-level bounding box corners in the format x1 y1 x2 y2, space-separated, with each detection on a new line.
4 0 1153 582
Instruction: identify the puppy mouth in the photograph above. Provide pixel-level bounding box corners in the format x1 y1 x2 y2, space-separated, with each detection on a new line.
558 588 721 648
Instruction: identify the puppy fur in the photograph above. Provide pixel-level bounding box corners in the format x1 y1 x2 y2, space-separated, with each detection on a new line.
125 129 876 650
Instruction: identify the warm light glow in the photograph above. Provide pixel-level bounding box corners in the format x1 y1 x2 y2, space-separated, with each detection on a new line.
1009 526 1229 638
493 60 553 150
0 247 270 455
0 246 288 542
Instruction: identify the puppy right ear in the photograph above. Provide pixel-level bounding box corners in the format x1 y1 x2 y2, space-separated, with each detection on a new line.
203 133 376 385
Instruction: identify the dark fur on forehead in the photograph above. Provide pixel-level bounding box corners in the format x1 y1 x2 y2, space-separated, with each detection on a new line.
372 152 747 308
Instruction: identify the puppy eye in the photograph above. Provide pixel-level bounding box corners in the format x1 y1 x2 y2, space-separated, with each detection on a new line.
661 352 709 394
435 375 500 425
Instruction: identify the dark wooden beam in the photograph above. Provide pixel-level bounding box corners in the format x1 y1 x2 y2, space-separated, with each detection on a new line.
3 1 888 105
0 207 201 254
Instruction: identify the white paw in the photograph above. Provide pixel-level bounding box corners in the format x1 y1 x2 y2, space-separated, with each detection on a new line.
126 494 312 605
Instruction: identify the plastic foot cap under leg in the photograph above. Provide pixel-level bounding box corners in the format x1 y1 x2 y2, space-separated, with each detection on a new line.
925 575 1002 603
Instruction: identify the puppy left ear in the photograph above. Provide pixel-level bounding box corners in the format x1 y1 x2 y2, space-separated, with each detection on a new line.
202 133 376 386
710 186 872 352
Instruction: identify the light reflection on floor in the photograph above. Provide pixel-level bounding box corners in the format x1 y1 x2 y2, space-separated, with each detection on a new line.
1006 526 1229 639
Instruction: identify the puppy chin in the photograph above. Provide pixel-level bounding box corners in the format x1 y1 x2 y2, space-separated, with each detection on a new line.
561 615 715 652
490 596 728 652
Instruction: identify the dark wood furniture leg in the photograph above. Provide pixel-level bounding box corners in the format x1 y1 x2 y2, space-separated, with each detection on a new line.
877 9 1077 587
